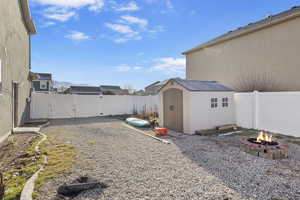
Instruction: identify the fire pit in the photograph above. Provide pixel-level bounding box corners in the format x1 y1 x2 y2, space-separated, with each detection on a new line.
240 131 288 159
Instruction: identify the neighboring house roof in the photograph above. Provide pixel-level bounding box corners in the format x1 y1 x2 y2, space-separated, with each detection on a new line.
145 81 160 89
20 0 37 35
160 78 234 92
35 73 52 81
66 86 102 94
100 85 122 92
183 6 300 54
145 79 171 95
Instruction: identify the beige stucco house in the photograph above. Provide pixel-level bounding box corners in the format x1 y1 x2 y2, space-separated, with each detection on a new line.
183 6 300 92
0 0 36 142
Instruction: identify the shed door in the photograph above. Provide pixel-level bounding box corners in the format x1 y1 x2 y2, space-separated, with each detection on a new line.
163 88 183 132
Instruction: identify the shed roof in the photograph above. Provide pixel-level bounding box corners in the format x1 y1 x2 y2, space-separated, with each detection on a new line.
183 6 300 54
161 78 234 92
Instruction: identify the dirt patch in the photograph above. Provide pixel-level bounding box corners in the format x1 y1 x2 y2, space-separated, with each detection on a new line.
0 133 38 173
0 133 41 200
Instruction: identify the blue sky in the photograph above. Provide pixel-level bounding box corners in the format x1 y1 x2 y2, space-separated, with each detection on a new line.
30 0 300 89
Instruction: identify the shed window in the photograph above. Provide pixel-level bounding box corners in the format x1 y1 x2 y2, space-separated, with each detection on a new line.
222 97 229 107
211 98 218 108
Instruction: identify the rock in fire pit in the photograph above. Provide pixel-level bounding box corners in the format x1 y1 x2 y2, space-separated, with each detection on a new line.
240 131 288 159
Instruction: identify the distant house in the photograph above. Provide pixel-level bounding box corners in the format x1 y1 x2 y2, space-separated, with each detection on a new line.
183 6 300 91
0 0 36 141
145 80 169 95
64 86 102 95
118 89 130 95
100 85 123 95
32 73 53 93
134 90 146 96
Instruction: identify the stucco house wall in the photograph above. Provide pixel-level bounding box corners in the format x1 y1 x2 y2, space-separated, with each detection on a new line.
185 11 300 91
0 0 35 141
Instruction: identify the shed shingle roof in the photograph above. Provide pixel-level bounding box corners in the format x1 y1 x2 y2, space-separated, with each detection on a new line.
183 6 300 54
162 78 234 92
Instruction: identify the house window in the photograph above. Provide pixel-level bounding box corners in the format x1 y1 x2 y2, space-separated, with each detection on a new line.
222 97 229 107
40 82 47 90
211 98 218 108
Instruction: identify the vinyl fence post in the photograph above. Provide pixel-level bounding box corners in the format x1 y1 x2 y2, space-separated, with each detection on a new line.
253 90 259 129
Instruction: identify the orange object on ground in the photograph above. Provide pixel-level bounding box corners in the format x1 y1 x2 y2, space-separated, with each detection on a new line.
154 128 169 136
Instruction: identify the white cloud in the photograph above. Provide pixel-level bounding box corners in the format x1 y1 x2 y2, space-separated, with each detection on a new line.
133 66 142 70
105 23 135 34
44 7 76 22
104 15 165 43
88 0 105 11
144 0 174 13
115 1 139 11
33 0 105 10
65 31 90 41
115 66 131 71
34 0 105 22
148 25 165 34
151 57 186 74
115 65 143 72
165 0 174 10
41 21 56 27
120 15 148 27
105 23 141 43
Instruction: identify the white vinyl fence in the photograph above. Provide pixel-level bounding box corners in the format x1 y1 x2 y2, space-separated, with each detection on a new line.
235 91 300 137
30 93 159 119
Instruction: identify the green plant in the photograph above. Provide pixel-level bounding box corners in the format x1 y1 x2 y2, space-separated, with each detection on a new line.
3 137 42 200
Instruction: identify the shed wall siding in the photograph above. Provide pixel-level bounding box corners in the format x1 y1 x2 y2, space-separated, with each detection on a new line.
188 92 236 134
186 16 300 91
0 0 31 138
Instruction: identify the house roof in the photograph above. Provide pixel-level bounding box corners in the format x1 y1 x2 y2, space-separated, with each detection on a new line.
145 81 160 89
68 86 102 94
145 79 169 94
183 6 300 54
20 0 37 35
160 78 234 92
35 73 52 81
100 85 122 91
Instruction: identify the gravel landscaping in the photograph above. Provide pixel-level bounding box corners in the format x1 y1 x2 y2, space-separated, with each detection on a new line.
36 117 300 200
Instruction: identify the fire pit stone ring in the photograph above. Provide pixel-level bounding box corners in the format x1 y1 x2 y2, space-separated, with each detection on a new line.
240 137 289 159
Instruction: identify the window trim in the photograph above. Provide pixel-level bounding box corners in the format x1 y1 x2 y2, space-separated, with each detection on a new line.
211 97 218 108
222 97 229 107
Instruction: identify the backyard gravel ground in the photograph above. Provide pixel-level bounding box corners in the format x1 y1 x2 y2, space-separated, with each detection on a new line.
37 117 300 200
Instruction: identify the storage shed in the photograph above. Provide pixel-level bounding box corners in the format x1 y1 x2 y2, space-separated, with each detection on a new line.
158 78 235 134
